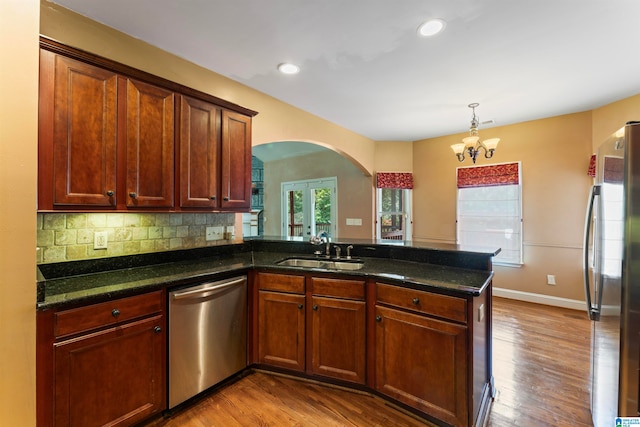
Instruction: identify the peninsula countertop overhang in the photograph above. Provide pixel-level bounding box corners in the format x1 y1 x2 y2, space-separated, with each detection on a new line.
37 239 500 309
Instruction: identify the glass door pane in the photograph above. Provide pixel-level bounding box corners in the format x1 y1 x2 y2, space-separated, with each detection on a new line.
282 177 337 240
284 189 304 238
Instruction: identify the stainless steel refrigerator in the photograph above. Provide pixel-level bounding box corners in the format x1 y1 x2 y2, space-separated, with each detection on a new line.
584 121 640 426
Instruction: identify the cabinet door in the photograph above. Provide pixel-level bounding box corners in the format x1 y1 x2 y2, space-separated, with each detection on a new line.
42 50 118 208
220 110 251 210
375 305 468 427
311 296 366 383
124 78 175 208
54 315 165 427
258 290 305 371
178 95 221 208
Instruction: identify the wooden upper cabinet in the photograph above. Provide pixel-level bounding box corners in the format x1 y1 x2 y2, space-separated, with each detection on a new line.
38 39 257 212
123 78 175 208
221 110 252 210
40 50 118 208
178 95 221 208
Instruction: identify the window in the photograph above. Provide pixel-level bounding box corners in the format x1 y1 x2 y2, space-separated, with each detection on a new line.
376 172 413 241
456 162 522 265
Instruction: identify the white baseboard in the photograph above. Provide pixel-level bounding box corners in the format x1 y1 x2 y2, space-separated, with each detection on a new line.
493 287 586 312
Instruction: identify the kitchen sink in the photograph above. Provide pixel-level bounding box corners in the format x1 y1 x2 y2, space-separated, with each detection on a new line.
276 257 364 271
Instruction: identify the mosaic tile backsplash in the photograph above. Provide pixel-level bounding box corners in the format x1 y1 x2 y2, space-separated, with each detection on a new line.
37 212 235 264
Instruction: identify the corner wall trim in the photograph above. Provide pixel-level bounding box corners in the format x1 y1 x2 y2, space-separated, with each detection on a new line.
493 287 586 312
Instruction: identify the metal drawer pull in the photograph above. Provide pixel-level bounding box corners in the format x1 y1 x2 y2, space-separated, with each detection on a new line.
375 315 382 322
298 304 304 309
313 305 318 311
412 298 420 305
129 192 137 199
172 277 246 300
111 308 120 318
154 326 162 334
106 190 114 196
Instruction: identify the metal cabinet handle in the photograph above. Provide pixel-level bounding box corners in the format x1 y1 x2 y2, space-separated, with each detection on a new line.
298 304 304 309
412 298 420 305
375 315 382 322
154 326 162 334
223 197 230 201
313 305 318 311
111 308 120 318
129 192 137 199
210 195 216 200
106 190 114 197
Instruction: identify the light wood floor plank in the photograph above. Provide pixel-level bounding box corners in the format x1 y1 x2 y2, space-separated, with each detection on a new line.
142 297 594 427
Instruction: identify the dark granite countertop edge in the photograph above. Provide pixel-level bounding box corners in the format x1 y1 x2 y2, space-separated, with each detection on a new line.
38 247 494 310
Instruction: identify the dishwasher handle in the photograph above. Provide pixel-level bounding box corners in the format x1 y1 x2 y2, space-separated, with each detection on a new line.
171 277 246 300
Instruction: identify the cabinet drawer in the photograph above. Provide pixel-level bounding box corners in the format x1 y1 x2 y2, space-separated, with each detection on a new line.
55 291 163 338
311 277 365 300
258 272 305 294
376 283 466 323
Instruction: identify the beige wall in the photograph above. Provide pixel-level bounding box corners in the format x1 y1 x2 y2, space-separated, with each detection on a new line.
1 0 39 424
374 141 414 172
592 93 640 151
413 112 593 301
263 150 374 239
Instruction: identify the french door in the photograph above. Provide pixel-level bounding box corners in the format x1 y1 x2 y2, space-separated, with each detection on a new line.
282 177 337 240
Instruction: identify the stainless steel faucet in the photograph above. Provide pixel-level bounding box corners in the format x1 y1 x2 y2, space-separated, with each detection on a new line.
310 231 331 257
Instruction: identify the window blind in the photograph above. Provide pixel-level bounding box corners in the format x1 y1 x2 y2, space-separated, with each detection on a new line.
456 162 523 265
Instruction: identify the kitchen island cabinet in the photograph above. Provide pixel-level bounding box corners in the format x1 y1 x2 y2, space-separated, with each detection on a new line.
375 284 469 426
37 291 166 427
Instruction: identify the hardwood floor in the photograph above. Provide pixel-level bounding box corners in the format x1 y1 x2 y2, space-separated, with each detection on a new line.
488 298 592 427
142 297 593 427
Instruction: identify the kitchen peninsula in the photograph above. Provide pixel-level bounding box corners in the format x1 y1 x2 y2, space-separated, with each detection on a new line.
36 238 498 427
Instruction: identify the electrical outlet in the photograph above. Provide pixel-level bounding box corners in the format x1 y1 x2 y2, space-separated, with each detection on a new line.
547 275 556 285
94 231 108 250
205 226 224 241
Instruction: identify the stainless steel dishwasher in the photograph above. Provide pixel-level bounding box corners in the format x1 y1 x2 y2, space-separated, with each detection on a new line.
168 275 247 409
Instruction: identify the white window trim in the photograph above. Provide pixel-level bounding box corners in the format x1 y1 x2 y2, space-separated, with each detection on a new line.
376 188 413 241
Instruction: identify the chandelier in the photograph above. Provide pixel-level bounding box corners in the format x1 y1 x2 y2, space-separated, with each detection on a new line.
451 103 500 164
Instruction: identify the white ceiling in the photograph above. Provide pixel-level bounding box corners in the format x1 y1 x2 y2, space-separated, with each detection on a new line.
51 0 640 142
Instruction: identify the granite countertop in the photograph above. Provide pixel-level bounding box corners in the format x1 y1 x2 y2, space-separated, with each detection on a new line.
37 241 496 310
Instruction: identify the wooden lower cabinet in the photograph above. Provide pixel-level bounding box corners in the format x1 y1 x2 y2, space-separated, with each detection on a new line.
375 304 468 427
256 273 367 384
311 295 366 383
37 291 166 427
309 276 366 384
257 290 306 371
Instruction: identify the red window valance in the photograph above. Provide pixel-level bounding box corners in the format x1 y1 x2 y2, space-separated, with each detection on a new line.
457 162 520 188
376 172 414 189
588 154 596 178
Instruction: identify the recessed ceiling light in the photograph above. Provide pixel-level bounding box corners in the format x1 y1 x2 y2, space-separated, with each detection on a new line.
417 19 446 37
277 63 300 75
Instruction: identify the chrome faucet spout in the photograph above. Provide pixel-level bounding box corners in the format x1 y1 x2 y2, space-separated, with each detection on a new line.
310 231 331 257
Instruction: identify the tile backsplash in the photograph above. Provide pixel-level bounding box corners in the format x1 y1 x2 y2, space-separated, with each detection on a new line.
37 212 235 264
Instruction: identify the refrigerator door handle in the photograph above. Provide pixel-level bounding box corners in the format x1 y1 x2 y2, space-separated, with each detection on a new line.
583 184 601 321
